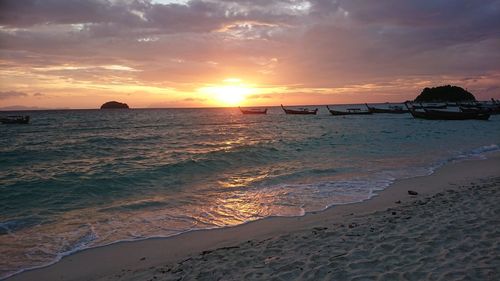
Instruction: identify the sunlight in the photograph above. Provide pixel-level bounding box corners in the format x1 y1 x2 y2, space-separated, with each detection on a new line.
198 78 256 106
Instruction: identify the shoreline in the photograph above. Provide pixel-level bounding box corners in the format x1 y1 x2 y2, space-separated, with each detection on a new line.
7 152 500 281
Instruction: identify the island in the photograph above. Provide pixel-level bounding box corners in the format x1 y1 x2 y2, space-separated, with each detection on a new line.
414 85 476 102
100 101 129 109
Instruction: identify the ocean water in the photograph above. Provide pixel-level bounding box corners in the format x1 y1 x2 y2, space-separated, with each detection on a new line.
1 105 499 278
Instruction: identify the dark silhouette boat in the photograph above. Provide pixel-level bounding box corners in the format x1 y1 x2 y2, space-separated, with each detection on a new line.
281 104 318 115
459 103 500 115
365 104 409 114
239 107 267 114
411 103 447 109
0 115 30 124
405 103 490 120
327 105 372 116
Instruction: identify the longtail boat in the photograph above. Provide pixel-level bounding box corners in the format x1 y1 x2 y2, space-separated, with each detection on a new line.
365 103 409 114
459 105 500 115
281 104 318 115
326 105 372 116
411 103 447 109
239 107 267 114
405 103 490 120
0 115 30 124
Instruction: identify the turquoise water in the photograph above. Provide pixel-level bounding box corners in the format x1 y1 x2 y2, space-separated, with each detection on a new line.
1 106 499 278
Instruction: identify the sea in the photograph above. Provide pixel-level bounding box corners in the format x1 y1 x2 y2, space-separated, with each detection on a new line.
1 105 499 279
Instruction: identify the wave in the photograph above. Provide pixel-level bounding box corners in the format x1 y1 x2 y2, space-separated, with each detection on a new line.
1 224 98 280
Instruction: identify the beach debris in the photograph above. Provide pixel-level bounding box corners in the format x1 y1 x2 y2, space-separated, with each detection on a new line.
408 190 418 195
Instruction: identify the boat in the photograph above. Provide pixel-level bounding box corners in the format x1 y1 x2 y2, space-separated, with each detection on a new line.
459 105 500 115
411 103 447 109
239 107 267 114
0 115 30 124
327 105 372 116
457 100 500 115
281 104 318 115
405 103 490 120
365 103 409 114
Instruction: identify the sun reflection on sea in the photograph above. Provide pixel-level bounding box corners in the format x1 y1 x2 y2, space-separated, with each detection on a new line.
218 172 269 188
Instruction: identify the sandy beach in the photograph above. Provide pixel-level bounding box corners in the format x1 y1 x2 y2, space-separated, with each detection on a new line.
8 154 500 281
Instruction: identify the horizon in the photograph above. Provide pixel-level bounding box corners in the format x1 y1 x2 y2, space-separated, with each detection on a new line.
3 98 493 111
1 0 500 108
0 100 413 111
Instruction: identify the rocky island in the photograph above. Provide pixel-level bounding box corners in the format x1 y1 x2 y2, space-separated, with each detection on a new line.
100 101 129 109
414 85 476 102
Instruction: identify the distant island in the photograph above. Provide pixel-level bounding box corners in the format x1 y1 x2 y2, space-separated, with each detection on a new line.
100 101 129 109
414 85 476 102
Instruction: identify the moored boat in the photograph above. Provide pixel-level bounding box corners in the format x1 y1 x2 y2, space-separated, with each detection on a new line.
365 103 409 114
281 104 318 115
405 103 490 120
327 105 372 116
411 103 447 109
0 115 30 124
239 107 267 114
459 103 500 115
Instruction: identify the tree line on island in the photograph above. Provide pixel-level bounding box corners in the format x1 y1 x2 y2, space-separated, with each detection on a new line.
414 85 476 103
100 101 129 109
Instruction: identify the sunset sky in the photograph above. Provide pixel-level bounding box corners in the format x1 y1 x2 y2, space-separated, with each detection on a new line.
1 0 499 109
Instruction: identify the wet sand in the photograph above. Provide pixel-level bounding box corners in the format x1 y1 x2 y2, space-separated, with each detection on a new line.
9 154 500 281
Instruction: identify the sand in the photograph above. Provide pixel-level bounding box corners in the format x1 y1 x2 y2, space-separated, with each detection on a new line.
8 154 500 281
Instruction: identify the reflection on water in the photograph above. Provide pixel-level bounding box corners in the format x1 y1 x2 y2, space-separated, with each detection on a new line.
1 107 499 278
218 172 269 188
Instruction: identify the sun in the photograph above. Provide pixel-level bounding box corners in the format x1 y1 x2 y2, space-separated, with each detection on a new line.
198 78 256 106
214 85 250 105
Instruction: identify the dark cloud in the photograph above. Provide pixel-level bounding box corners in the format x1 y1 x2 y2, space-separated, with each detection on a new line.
0 0 143 27
0 0 296 32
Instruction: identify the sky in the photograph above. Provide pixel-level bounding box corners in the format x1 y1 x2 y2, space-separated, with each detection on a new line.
1 0 499 109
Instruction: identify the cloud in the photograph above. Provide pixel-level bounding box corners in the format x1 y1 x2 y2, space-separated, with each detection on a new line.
0 0 142 27
0 91 29 100
1 0 500 107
